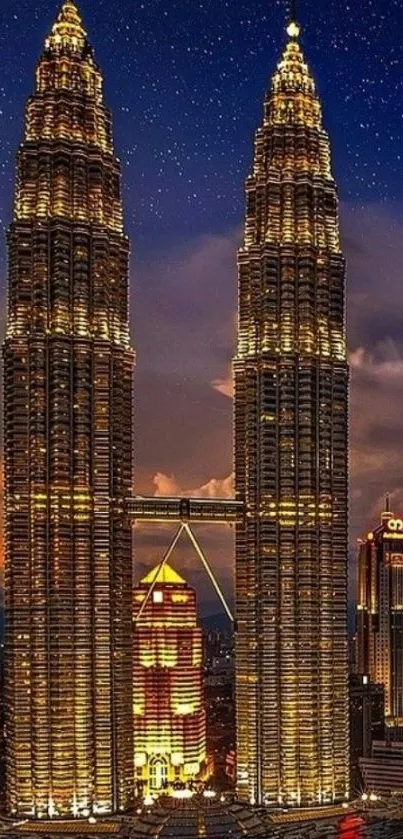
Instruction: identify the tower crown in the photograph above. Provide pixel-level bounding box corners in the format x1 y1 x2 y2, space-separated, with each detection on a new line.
45 1 87 55
268 36 320 129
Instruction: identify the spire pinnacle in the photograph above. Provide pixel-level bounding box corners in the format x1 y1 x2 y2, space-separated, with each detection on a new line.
286 0 301 39
45 0 87 54
381 493 393 524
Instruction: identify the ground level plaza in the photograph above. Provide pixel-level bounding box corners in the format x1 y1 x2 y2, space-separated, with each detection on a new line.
2 795 403 839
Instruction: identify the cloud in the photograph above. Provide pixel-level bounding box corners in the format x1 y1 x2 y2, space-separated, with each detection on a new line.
153 470 234 498
211 370 234 399
343 201 403 352
342 203 403 548
133 203 403 609
134 369 232 496
131 219 239 609
349 339 403 540
2 202 403 616
132 229 239 382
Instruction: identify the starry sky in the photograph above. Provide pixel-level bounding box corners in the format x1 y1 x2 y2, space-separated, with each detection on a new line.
1 0 403 614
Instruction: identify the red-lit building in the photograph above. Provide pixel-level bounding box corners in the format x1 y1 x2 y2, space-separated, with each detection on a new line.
133 564 206 793
356 501 403 738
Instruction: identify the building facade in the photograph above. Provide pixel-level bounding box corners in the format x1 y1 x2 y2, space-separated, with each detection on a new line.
360 740 403 797
356 503 403 738
234 17 349 806
133 564 206 793
3 1 134 817
349 675 384 795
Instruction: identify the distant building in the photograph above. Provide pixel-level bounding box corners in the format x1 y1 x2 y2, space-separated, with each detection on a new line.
356 500 403 738
349 635 357 674
204 628 235 785
133 564 206 793
349 675 384 794
360 740 403 796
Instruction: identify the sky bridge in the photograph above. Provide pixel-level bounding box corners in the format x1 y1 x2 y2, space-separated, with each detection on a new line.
126 495 244 524
127 496 242 623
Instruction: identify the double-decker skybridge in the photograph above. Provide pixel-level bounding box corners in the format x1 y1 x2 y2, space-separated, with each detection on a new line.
127 496 244 622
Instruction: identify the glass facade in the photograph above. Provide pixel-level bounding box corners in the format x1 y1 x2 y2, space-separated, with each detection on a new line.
234 21 349 807
3 1 134 817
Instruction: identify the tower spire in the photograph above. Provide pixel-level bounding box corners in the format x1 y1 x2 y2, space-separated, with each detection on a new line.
381 492 393 524
286 0 301 39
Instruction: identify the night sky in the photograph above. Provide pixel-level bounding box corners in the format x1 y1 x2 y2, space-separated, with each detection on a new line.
1 0 403 613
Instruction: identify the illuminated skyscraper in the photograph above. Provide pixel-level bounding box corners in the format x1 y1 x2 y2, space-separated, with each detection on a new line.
3 2 134 817
356 502 403 739
234 16 349 806
133 564 206 793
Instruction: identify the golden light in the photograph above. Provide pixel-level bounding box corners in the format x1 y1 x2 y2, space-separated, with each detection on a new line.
171 789 194 800
286 20 301 38
4 0 134 818
235 0 348 807
133 562 206 793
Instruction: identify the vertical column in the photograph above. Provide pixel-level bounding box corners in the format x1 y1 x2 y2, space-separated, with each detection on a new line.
3 338 32 814
29 338 51 814
92 344 113 812
73 340 94 812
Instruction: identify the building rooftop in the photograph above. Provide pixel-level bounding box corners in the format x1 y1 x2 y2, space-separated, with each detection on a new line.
16 821 120 835
140 563 186 587
128 795 268 838
3 803 403 839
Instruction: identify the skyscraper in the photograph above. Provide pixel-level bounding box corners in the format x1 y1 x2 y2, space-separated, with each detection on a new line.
133 564 206 793
349 674 384 794
234 15 349 806
356 503 403 739
3 2 134 817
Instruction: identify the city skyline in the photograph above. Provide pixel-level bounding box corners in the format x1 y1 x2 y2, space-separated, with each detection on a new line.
0 1 403 615
0 0 401 829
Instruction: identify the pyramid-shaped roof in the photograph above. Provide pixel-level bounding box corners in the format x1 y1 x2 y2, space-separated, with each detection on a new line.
141 562 186 587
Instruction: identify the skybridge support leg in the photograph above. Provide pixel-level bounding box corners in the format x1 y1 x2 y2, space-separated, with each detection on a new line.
134 520 234 625
183 522 234 623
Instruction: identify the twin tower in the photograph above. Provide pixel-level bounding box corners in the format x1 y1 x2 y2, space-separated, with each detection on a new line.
3 1 349 817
